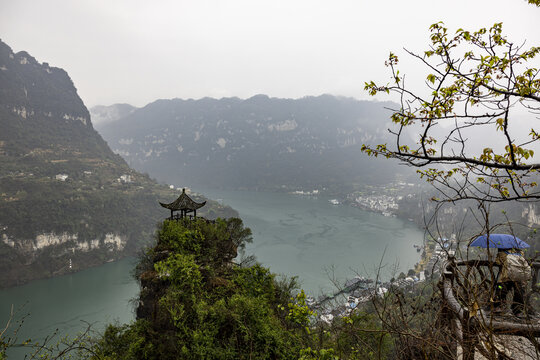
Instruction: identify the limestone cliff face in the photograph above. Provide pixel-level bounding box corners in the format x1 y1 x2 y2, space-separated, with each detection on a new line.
0 39 135 286
522 203 540 227
0 40 237 287
2 232 127 253
0 40 116 159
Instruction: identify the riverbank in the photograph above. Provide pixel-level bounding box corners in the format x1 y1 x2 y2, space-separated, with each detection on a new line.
1 188 425 357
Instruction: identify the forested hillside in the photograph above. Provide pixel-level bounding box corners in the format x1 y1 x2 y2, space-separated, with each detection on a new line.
94 96 415 191
0 40 235 287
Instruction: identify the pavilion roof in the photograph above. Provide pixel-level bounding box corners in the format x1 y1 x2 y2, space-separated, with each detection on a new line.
159 188 206 211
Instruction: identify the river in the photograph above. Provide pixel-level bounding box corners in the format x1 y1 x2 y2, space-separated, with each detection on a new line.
0 189 424 357
199 188 423 294
0 257 137 358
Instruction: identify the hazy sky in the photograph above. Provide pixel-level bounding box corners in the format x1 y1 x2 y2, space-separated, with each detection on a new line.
1 0 539 108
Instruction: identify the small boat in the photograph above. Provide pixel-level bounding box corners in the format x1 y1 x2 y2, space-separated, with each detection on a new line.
329 199 340 205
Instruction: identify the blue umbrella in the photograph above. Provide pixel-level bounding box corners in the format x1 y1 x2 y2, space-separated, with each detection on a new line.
470 234 530 249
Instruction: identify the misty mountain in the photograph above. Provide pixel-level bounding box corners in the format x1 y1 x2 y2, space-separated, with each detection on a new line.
90 103 137 125
0 40 234 287
95 95 414 191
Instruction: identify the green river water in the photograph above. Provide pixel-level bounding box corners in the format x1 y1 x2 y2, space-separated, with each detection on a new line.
0 189 424 357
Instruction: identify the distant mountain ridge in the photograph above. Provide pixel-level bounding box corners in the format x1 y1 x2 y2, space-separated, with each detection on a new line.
94 95 412 191
0 40 235 287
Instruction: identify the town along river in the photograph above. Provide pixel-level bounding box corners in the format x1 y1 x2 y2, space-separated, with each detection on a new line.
198 189 423 294
0 189 423 356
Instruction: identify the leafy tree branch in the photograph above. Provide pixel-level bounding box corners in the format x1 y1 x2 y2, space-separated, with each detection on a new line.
363 22 540 202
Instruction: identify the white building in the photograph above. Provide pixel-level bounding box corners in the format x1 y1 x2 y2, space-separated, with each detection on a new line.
118 174 132 183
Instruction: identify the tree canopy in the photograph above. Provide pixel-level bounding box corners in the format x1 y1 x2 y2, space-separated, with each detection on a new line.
363 22 540 203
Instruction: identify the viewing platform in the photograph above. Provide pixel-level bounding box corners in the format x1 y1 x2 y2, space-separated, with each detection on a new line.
440 258 540 359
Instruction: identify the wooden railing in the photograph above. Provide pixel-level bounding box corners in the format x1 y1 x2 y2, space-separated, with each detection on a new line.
168 214 196 221
166 215 216 224
440 258 540 359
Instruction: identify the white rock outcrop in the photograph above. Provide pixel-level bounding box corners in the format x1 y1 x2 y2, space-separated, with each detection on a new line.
522 203 540 226
35 233 78 250
2 232 127 253
104 233 127 251
267 119 297 132
216 138 227 148
62 113 88 125
2 234 15 247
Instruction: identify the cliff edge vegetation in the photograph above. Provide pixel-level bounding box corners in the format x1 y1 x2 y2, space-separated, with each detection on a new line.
89 218 391 360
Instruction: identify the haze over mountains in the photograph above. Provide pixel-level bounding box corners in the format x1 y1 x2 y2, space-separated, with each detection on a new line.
4 32 537 291
0 39 234 287
93 96 414 191
91 103 137 126
90 96 540 256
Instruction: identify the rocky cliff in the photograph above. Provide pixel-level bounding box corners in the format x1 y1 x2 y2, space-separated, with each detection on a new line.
0 40 236 287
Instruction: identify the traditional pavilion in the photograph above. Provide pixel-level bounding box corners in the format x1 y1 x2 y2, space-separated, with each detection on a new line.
159 188 206 220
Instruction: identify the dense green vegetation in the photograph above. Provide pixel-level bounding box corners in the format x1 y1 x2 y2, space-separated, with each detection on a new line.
88 219 392 360
2 217 536 359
